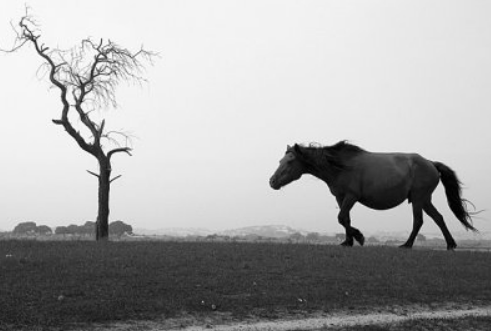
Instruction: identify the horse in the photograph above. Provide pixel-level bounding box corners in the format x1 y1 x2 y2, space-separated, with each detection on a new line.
269 141 477 250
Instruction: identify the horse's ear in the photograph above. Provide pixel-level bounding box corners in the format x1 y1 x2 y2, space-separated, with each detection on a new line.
293 144 301 155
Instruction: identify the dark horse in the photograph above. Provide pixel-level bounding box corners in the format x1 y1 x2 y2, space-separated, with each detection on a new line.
269 141 477 250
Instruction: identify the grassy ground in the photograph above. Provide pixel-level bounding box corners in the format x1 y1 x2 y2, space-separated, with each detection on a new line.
1 240 491 330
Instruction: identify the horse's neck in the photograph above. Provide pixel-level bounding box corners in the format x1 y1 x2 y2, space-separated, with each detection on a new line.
306 165 338 187
300 147 344 185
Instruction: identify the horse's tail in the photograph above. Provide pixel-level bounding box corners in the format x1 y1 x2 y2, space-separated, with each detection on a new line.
433 161 478 232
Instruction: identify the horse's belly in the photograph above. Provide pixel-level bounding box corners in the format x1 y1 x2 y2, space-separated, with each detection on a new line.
359 197 407 210
358 186 409 210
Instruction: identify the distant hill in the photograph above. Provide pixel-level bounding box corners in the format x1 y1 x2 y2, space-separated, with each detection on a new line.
220 225 307 238
134 225 308 238
133 227 213 237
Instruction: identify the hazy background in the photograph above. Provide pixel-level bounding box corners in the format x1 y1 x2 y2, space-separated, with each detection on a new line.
1 1 490 235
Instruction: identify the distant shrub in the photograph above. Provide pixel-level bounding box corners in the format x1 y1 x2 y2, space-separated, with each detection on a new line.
13 220 133 238
13 221 37 235
367 236 380 243
55 226 69 235
66 224 81 235
306 232 320 242
53 222 95 236
35 225 53 235
289 232 304 242
109 220 133 237
12 222 53 236
80 221 95 235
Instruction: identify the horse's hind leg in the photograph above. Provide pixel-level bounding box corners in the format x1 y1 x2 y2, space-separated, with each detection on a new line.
400 203 424 249
423 202 457 250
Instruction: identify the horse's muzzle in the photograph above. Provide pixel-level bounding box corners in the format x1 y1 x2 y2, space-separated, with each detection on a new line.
269 177 280 190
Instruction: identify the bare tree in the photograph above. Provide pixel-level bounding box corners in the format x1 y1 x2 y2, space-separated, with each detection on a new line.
2 11 156 240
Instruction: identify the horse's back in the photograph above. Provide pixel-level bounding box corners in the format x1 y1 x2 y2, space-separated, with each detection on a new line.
346 152 439 209
356 151 437 176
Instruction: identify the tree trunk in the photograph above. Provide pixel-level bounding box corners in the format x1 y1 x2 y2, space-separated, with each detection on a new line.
96 157 111 241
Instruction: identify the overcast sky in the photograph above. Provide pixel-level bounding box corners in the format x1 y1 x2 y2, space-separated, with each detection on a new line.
0 1 490 235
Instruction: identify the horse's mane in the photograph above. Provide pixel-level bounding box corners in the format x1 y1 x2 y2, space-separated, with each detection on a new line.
294 140 365 174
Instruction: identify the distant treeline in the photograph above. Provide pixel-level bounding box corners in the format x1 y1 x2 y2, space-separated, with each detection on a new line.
10 221 133 237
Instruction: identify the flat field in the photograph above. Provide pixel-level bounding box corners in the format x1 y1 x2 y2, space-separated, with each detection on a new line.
1 240 491 330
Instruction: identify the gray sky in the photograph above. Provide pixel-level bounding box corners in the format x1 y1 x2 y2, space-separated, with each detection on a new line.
1 1 490 234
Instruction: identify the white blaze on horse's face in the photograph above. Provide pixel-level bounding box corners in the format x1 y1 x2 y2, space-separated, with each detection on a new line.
269 146 304 190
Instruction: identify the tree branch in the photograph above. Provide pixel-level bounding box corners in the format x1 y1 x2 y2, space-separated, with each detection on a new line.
72 88 99 143
110 175 122 183
52 119 64 125
107 147 132 161
87 170 100 178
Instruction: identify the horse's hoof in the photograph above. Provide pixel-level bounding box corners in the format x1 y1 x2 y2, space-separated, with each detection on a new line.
340 241 354 247
399 244 412 249
447 243 457 251
355 234 365 246
351 229 365 246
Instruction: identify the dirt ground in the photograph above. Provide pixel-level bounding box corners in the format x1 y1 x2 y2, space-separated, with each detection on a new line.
79 303 491 331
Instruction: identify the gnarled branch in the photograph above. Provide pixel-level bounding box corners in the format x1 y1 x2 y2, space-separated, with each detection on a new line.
107 147 133 161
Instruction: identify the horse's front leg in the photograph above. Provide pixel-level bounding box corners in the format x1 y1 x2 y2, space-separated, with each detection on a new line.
337 195 365 246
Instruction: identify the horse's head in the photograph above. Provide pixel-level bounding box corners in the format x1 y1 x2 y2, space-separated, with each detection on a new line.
269 145 306 190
